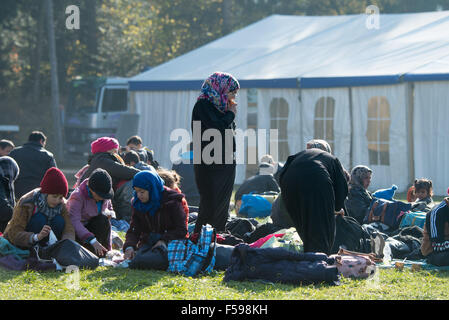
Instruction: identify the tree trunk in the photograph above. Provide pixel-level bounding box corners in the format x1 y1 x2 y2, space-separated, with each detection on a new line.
32 0 45 103
222 0 232 35
45 0 63 164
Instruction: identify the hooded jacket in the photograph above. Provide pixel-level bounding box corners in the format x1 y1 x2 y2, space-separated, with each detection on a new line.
66 179 115 244
80 152 140 188
123 186 189 251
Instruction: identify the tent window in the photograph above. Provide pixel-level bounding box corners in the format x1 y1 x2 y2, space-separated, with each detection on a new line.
314 97 335 152
270 98 290 162
367 96 390 166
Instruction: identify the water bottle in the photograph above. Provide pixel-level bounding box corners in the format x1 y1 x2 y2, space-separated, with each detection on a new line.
383 244 392 265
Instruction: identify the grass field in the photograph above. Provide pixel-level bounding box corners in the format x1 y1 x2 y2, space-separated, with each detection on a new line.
1 190 447 301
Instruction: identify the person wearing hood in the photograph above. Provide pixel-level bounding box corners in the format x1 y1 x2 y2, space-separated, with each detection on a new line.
191 72 239 233
3 167 75 248
0 156 20 232
75 137 140 190
123 170 189 263
344 165 373 224
67 168 116 257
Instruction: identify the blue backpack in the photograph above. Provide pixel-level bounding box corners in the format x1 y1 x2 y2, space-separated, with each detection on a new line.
167 224 216 277
239 193 272 218
364 198 412 229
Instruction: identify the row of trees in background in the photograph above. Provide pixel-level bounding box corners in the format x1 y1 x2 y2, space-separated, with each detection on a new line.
2 0 449 102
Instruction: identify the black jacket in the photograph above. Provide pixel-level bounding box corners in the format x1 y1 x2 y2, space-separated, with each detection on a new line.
9 142 57 199
344 184 373 225
235 174 280 202
0 180 14 231
191 99 236 166
80 152 140 188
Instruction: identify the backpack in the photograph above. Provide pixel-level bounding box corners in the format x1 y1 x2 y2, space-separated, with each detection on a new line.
399 211 426 229
167 224 216 277
238 193 272 218
364 198 412 230
331 215 372 254
331 248 379 279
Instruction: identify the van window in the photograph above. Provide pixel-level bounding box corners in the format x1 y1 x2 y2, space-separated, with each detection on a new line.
102 88 128 112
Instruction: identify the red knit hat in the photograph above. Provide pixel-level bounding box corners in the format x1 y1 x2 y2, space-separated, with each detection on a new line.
40 167 69 197
91 137 119 154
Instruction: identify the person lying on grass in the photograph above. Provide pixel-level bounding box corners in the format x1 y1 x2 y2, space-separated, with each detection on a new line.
4 167 75 249
123 170 189 263
67 168 115 257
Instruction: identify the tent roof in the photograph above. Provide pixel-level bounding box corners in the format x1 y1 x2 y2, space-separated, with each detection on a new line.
129 11 449 90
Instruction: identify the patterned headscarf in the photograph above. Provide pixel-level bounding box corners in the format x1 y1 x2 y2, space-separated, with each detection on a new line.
198 72 240 112
306 139 332 154
350 165 373 189
0 156 19 206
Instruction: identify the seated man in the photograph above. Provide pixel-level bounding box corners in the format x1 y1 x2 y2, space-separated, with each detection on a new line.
234 162 280 214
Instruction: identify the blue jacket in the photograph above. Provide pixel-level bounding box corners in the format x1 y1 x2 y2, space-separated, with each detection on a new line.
224 244 340 285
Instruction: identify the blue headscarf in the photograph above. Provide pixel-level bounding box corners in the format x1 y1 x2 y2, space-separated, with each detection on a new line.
132 170 165 216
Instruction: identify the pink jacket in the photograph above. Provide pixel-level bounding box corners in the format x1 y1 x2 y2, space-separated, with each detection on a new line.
66 179 114 245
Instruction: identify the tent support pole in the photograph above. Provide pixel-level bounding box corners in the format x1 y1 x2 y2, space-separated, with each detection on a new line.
348 87 354 170
406 82 415 188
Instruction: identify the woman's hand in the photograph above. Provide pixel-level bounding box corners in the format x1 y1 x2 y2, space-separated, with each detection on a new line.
227 99 237 114
124 247 135 260
91 240 108 257
37 225 52 241
152 240 167 251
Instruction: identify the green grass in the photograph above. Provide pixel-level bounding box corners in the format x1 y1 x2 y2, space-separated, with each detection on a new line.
2 266 449 300
1 189 446 300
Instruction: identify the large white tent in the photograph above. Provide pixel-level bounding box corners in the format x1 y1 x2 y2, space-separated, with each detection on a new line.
129 11 449 195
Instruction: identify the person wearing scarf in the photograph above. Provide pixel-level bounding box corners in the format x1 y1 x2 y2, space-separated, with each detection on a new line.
344 165 374 224
191 71 240 233
67 168 115 257
0 156 20 232
4 167 75 249
123 170 188 264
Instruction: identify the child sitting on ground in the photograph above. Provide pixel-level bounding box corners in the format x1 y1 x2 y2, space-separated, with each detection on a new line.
4 167 75 248
156 168 190 220
67 169 115 257
411 178 435 213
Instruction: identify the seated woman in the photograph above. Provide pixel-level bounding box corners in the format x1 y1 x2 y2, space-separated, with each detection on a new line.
0 156 20 232
344 165 373 225
4 167 75 248
67 168 115 257
75 137 140 189
410 178 435 213
123 170 189 269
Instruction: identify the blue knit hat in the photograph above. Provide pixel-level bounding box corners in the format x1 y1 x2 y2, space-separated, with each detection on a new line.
373 185 398 201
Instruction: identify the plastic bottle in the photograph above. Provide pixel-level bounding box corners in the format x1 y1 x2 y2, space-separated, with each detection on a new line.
383 244 392 265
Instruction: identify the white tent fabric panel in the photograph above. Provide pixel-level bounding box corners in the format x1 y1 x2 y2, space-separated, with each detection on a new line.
301 88 351 170
413 81 449 196
256 89 301 163
130 11 449 84
234 89 248 185
133 89 249 184
351 84 409 192
134 90 198 169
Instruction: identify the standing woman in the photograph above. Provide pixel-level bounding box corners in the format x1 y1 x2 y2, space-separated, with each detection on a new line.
191 72 239 233
279 148 348 255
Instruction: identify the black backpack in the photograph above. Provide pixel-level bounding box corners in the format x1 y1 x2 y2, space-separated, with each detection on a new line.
331 215 372 254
